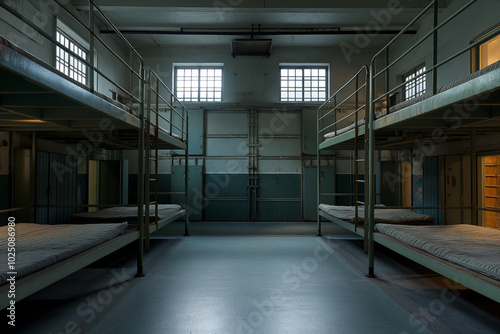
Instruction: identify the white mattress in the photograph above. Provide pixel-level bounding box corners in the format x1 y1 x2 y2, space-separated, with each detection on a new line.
0 222 127 285
70 204 182 224
319 204 435 225
374 224 500 281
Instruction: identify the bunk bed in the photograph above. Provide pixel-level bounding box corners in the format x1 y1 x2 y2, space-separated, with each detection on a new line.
0 0 189 309
69 204 182 224
318 0 500 303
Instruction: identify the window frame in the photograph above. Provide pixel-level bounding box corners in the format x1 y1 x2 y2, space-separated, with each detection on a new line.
279 64 329 103
55 19 89 86
471 25 500 72
403 64 426 101
173 64 224 102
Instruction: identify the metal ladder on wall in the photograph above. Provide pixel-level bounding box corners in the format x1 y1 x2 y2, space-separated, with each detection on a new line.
248 109 259 220
144 79 160 252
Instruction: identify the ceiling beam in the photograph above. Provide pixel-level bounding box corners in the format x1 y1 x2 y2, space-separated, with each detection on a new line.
74 0 440 10
100 27 416 36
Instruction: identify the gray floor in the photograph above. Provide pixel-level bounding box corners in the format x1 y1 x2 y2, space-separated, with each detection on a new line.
3 221 500 333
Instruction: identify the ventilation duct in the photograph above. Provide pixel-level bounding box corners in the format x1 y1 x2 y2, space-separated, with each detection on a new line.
231 39 272 57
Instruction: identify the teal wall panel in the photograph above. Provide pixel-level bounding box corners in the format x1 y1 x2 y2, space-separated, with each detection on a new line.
204 173 248 221
423 156 441 224
259 174 301 198
258 174 301 220
37 152 77 224
172 165 203 221
172 109 203 156
335 174 352 206
303 167 317 221
204 201 249 221
380 161 400 206
259 201 302 221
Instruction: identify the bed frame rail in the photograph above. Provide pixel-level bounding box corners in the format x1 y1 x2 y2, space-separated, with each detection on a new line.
317 66 369 238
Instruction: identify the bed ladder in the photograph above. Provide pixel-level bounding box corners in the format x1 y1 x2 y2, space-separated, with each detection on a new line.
354 118 364 233
144 80 161 252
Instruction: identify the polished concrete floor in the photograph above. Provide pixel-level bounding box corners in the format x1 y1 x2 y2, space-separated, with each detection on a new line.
3 221 500 333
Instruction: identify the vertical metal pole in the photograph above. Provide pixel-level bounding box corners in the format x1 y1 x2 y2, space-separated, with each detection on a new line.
144 75 151 252
354 75 359 232
364 68 370 254
432 0 438 94
471 131 477 225
384 49 389 114
184 107 190 236
136 64 145 277
317 107 322 236
367 63 376 278
30 132 37 223
88 2 95 92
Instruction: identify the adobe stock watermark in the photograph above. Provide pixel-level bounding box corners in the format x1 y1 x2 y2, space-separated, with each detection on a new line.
213 0 243 22
340 0 404 64
4 0 72 48
47 267 131 334
400 278 462 334
236 238 334 334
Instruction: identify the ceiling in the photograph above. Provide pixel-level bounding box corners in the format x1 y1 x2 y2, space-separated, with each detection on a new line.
73 0 441 49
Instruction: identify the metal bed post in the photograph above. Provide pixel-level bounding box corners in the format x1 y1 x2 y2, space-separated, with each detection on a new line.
30 132 37 223
136 63 145 277
354 76 359 232
317 106 322 236
184 106 190 236
367 63 376 278
363 68 370 254
432 0 438 95
88 2 95 93
471 131 477 226
144 74 152 252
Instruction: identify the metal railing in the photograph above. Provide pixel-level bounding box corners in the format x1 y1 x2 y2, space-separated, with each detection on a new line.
317 66 369 236
365 0 499 277
0 0 144 109
0 0 148 274
317 66 369 141
147 70 189 142
368 0 491 112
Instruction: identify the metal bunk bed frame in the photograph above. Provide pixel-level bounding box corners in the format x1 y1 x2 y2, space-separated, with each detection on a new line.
0 0 189 307
317 0 500 302
317 66 370 246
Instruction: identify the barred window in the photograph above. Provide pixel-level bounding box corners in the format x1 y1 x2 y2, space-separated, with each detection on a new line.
280 65 328 102
404 65 426 100
56 28 88 85
174 66 223 102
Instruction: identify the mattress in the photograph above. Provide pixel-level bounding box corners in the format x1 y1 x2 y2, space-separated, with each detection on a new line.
386 59 500 114
70 204 182 224
319 204 435 225
374 224 500 281
0 222 127 285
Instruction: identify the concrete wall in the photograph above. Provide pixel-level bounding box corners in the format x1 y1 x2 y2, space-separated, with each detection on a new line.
387 0 500 98
0 0 133 99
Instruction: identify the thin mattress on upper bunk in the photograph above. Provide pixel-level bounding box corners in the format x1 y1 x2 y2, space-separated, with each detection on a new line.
70 204 182 224
0 222 128 285
319 204 435 225
322 59 500 140
374 224 500 281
